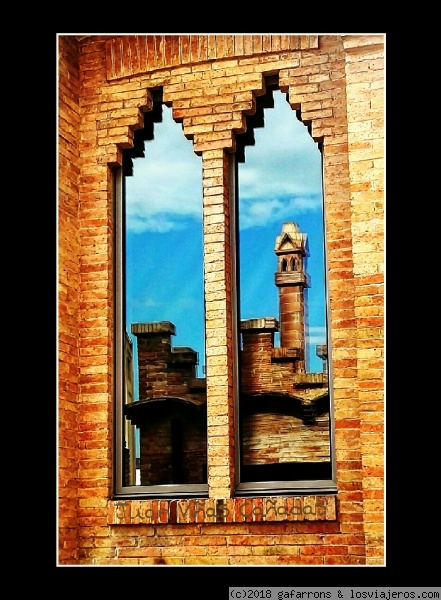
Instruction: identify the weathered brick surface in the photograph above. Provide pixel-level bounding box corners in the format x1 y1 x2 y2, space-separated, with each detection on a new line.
58 35 81 564
341 35 384 565
58 34 384 565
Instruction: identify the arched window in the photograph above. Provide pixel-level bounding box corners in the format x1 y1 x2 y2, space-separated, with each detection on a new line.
235 80 334 493
115 79 336 498
115 91 207 496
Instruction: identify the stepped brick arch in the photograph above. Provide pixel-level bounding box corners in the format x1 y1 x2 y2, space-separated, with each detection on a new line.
87 33 353 174
96 89 155 169
99 39 341 172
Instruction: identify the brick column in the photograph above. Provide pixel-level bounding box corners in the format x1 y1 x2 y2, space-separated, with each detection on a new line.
277 282 307 355
202 148 236 498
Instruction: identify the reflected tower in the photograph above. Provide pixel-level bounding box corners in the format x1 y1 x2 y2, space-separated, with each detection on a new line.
274 222 310 372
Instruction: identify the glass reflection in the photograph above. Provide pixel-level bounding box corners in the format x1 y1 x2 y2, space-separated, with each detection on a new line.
121 102 206 487
237 89 331 483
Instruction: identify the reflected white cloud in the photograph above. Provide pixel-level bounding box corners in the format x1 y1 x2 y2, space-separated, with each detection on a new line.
127 212 190 234
125 92 321 233
239 194 322 229
124 91 327 373
306 326 327 346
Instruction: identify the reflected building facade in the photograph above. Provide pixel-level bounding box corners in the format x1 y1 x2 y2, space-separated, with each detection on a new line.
124 222 330 486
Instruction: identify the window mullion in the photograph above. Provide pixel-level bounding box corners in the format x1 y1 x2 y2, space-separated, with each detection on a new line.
202 149 237 499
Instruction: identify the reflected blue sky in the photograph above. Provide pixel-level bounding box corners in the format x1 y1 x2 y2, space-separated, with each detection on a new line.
125 90 326 387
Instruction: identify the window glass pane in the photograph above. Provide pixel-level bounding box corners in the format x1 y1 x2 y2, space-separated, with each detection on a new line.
122 103 207 488
237 89 332 485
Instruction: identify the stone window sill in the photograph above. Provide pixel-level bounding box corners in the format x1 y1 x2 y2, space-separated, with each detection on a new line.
108 495 337 525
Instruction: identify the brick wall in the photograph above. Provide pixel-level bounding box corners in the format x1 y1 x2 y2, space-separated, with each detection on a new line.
341 35 385 566
58 34 81 563
58 34 384 565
